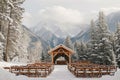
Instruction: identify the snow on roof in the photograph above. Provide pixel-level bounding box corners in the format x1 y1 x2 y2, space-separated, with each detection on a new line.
48 44 74 54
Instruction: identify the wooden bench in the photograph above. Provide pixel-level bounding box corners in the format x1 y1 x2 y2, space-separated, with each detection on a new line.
68 61 117 78
4 62 54 77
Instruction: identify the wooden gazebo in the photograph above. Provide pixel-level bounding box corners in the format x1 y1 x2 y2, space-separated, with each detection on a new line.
48 44 74 64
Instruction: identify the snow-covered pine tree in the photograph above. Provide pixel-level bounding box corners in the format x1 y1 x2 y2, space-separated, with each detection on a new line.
0 42 3 61
95 12 116 65
40 45 51 62
0 32 4 61
0 0 11 61
0 0 29 62
41 50 45 61
44 45 51 62
115 22 120 67
73 41 79 60
5 0 26 62
87 20 99 62
64 36 76 60
74 40 88 61
77 41 87 60
0 32 5 61
64 36 73 49
0 0 10 36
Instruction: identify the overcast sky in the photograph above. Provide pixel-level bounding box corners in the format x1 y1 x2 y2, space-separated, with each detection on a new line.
22 0 120 29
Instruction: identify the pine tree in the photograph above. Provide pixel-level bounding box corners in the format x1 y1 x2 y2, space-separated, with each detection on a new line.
41 45 51 62
6 0 25 62
73 41 79 60
64 36 75 61
0 32 5 61
41 51 45 61
0 41 4 61
77 42 87 60
87 20 99 63
115 22 120 67
64 36 73 49
0 0 26 62
74 41 88 61
45 45 51 61
88 12 116 65
95 12 116 65
0 0 11 61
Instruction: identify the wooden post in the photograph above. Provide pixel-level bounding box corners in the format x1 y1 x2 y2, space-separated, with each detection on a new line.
52 52 54 64
69 53 71 63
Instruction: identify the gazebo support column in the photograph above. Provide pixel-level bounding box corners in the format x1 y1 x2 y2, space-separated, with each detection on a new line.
69 54 71 63
52 53 54 64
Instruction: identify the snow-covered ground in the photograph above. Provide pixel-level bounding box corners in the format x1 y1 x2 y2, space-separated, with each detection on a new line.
0 62 26 68
0 62 120 80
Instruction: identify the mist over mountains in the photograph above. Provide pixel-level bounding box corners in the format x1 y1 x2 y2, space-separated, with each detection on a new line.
29 11 120 48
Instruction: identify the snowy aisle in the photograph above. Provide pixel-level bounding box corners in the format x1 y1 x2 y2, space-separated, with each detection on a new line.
47 65 75 79
29 65 75 80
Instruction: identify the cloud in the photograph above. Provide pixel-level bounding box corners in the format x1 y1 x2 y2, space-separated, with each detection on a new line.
100 7 120 15
38 6 84 31
38 6 83 24
22 0 120 29
22 6 85 31
22 12 33 27
22 5 120 33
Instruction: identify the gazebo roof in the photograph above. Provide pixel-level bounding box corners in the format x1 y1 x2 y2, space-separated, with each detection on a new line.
48 44 75 54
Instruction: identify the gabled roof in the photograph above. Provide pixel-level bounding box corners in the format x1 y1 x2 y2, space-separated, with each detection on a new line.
48 44 75 54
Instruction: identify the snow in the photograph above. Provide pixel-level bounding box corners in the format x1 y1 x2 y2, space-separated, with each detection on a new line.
5 0 14 8
0 62 120 80
0 43 3 48
0 68 17 80
0 32 5 41
0 13 13 24
46 65 75 80
0 62 26 68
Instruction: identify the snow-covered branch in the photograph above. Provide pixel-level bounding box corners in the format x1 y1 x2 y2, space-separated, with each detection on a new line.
0 13 13 24
5 0 14 8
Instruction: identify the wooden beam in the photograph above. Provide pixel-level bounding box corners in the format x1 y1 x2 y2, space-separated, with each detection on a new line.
53 52 58 58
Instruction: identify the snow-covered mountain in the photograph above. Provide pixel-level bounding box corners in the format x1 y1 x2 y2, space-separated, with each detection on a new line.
107 11 120 32
32 22 70 38
71 28 90 42
31 21 89 47
31 26 64 48
32 21 88 38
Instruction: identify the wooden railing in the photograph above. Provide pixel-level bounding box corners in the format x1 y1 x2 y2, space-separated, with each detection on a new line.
4 62 54 77
68 61 117 78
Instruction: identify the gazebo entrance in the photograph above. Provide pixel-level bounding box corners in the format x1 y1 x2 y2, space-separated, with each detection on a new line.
48 44 74 65
54 53 69 65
